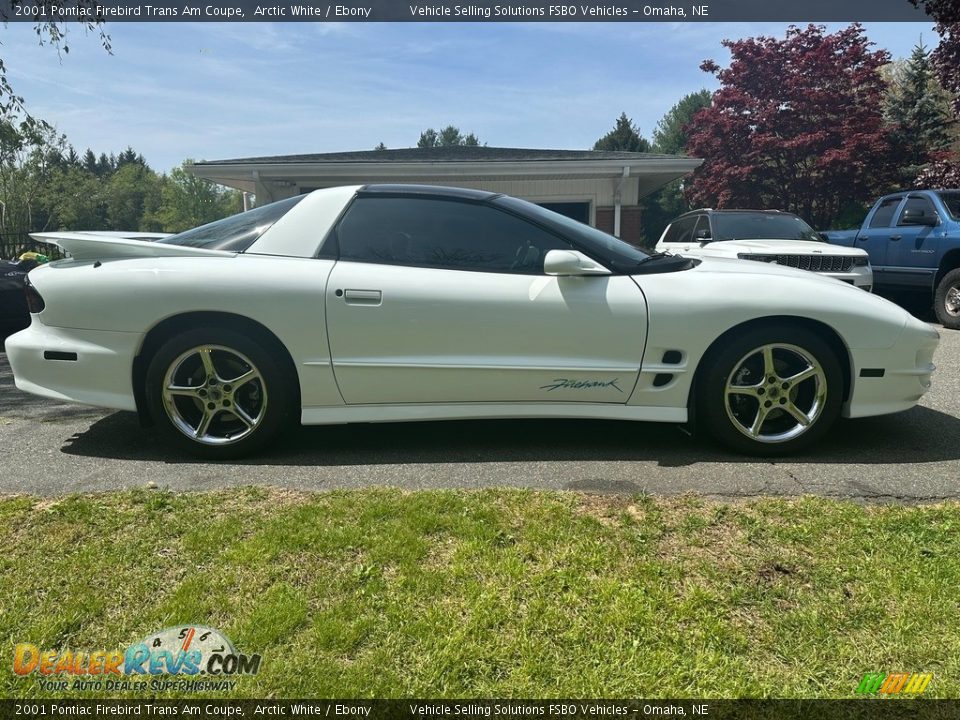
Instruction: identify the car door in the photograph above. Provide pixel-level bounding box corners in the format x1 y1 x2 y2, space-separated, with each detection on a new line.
324 194 648 405
884 194 940 288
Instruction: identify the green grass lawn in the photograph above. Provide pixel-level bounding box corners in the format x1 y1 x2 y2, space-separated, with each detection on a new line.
1 488 957 698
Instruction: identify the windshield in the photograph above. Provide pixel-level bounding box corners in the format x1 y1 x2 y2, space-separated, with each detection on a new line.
492 196 651 272
711 212 822 243
157 195 307 252
937 191 960 220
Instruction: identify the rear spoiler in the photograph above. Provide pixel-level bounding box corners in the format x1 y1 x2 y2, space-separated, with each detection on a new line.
29 232 236 261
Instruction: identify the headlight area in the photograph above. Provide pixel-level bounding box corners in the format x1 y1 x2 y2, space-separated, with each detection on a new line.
852 256 870 267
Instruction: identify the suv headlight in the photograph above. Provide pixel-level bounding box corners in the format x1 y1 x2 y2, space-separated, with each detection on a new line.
737 253 776 262
853 256 870 267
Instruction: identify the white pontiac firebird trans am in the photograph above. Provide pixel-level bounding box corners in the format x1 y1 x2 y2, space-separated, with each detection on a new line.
7 184 939 459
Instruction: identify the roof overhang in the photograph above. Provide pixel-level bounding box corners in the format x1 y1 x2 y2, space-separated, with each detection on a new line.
188 156 703 196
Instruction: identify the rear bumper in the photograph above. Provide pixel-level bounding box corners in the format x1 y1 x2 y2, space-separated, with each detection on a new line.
6 321 141 411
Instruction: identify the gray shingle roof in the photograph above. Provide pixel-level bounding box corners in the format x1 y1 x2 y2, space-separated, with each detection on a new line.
195 146 692 165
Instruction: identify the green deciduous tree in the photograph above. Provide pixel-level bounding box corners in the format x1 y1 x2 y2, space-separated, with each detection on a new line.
152 162 242 233
0 116 64 234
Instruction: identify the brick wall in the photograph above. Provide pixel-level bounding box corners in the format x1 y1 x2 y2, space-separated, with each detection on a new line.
595 206 643 247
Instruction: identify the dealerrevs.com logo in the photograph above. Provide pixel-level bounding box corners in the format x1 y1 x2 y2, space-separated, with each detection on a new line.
13 626 261 693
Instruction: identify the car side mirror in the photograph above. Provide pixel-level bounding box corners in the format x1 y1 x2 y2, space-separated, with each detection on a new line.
901 208 938 226
543 250 610 276
694 229 711 242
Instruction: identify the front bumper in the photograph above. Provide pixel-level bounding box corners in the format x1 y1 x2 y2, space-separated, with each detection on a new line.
6 321 142 411
820 265 873 291
843 320 939 418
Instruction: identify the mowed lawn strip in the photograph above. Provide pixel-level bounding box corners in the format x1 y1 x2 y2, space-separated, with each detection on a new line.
0 488 957 698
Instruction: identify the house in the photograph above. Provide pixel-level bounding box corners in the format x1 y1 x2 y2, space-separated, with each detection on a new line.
188 146 702 246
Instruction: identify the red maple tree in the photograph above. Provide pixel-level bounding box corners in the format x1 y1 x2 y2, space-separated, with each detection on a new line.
685 24 898 229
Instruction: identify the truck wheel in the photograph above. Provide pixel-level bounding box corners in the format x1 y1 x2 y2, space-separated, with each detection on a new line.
934 268 960 330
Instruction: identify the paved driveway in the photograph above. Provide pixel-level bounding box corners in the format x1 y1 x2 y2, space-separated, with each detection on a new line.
1 327 958 500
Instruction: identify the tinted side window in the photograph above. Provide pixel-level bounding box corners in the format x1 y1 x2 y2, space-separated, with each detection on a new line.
158 195 305 252
869 198 902 228
663 216 697 243
335 197 575 274
897 196 938 226
693 215 712 241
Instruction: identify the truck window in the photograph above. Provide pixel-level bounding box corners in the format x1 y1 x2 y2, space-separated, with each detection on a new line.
897 196 938 226
869 197 901 228
936 191 960 220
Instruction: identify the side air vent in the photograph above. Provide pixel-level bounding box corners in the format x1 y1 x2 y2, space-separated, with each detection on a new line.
653 373 673 387
662 350 683 364
43 351 77 361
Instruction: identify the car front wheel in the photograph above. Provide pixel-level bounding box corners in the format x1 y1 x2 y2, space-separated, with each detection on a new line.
697 326 843 456
145 327 295 459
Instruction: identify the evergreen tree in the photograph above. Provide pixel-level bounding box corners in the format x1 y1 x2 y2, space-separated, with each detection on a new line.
593 113 650 152
884 41 955 184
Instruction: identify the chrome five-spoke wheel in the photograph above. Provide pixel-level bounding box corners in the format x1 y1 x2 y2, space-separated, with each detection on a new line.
146 327 295 459
698 325 843 456
724 343 827 443
162 345 267 445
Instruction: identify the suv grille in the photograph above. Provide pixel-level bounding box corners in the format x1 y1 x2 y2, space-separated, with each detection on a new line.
741 254 854 273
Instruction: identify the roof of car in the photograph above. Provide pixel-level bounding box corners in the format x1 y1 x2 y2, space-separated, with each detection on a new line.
358 184 500 202
682 209 792 216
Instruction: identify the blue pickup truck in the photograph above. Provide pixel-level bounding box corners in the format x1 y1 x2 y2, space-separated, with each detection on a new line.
825 189 960 329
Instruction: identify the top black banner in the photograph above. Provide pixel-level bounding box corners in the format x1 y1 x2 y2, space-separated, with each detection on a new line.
0 0 934 22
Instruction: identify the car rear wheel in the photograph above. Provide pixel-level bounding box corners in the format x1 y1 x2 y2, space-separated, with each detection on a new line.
933 267 960 330
697 325 843 456
145 327 295 459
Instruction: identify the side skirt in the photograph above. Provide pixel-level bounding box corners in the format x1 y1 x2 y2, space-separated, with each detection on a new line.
301 403 687 426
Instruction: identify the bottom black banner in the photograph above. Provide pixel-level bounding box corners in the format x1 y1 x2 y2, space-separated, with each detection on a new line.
2 700 960 720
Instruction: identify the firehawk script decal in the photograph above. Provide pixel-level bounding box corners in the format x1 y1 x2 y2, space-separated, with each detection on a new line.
540 378 624 393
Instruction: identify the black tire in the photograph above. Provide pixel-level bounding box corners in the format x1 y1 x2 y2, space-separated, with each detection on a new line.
145 326 296 459
696 325 844 456
933 267 960 330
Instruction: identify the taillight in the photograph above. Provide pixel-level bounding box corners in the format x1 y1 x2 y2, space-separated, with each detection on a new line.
24 276 45 313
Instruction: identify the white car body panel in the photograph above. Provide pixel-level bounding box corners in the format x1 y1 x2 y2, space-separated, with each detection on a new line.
7 186 938 447
326 261 646 404
247 185 361 258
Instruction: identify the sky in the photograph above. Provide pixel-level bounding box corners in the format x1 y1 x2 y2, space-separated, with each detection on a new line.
2 20 937 172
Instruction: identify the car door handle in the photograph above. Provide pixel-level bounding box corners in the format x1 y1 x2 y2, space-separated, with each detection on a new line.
890 235 902 241
342 289 382 305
